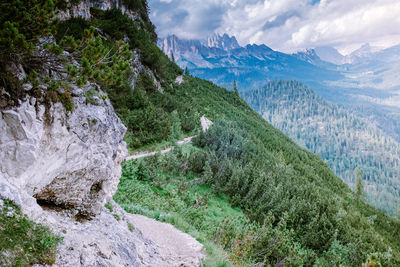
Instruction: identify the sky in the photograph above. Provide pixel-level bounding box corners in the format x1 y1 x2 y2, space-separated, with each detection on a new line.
148 0 400 55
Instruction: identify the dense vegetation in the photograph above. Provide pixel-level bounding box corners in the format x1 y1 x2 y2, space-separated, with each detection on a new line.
111 74 400 266
0 200 62 266
241 80 400 216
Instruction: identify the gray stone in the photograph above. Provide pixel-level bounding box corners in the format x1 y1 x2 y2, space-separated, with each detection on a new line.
0 180 22 207
200 115 213 132
57 0 139 21
32 203 166 267
0 85 126 218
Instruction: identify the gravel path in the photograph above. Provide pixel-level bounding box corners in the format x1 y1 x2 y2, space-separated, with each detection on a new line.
125 136 196 161
123 117 215 266
128 214 206 267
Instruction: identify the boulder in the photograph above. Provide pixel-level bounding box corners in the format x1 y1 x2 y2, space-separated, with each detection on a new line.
0 85 126 218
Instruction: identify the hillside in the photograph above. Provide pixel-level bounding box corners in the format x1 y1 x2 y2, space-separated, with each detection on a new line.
1 0 400 266
114 74 400 266
241 80 400 215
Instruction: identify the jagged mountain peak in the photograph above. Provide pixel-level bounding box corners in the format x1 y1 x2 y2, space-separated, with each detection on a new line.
245 43 273 51
203 33 240 50
350 43 381 58
294 48 319 59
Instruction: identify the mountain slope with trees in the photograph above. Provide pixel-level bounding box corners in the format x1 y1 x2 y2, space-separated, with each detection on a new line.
113 75 400 266
2 0 400 266
241 80 400 215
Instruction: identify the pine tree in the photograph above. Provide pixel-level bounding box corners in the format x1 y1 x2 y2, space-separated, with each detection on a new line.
184 66 189 75
203 160 213 182
233 80 239 96
171 110 182 142
355 167 364 202
136 161 149 181
0 0 57 61
171 52 175 63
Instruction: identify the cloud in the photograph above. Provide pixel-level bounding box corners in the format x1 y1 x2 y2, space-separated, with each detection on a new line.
149 0 228 39
149 0 400 54
262 11 300 31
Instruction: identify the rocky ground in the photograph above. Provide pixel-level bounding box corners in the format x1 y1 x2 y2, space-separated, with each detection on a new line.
32 201 205 267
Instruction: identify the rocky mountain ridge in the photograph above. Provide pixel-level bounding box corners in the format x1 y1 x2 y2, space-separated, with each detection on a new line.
158 34 340 90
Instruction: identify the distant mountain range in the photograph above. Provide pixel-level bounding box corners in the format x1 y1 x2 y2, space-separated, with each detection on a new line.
158 34 400 142
312 43 383 65
158 34 342 90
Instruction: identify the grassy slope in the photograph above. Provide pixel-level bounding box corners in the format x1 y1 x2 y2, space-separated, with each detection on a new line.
114 75 400 266
115 147 241 266
0 200 62 266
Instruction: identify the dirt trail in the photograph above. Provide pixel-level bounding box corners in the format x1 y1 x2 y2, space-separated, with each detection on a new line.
122 116 215 266
125 136 196 161
129 214 206 266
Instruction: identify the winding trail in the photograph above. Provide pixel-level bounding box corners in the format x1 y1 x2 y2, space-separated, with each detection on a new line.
125 115 213 161
121 116 213 266
128 214 206 266
125 136 196 161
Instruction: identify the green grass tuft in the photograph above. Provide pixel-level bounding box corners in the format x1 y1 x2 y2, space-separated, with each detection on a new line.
0 200 63 266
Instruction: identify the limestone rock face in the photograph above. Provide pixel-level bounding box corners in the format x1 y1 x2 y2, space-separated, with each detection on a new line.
0 86 205 266
57 0 139 21
0 85 126 218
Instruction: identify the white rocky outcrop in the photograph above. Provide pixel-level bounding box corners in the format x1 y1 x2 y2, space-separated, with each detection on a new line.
0 1 206 263
200 115 213 132
57 0 139 21
175 75 184 84
0 84 126 218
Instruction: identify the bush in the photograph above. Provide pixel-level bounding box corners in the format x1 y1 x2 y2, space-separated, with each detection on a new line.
0 200 62 266
124 105 171 148
55 17 90 42
188 150 208 173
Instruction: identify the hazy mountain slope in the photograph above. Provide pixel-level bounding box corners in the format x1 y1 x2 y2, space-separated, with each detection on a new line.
241 80 400 215
314 46 346 65
328 44 400 142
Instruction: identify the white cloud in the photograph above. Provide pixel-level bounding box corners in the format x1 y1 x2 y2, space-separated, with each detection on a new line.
149 0 400 54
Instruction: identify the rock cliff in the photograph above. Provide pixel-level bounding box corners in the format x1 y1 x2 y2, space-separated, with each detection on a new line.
57 0 138 21
0 0 204 265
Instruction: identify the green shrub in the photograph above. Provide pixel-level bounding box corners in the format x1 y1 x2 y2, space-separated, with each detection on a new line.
188 150 208 173
0 200 62 266
55 17 90 41
105 202 113 212
113 214 121 221
127 222 135 232
59 91 74 112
